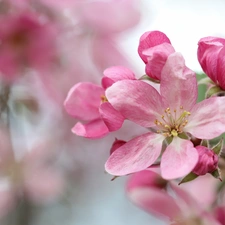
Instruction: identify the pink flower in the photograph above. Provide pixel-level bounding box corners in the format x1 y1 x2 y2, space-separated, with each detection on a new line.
127 170 220 225
105 52 225 179
0 12 58 82
193 146 219 176
198 36 225 90
64 66 136 138
138 31 175 81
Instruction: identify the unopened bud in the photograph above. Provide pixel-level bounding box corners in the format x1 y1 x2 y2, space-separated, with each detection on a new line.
193 146 218 176
110 138 126 155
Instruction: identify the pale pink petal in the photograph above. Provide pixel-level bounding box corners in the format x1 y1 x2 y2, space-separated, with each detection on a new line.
102 66 136 89
72 119 109 139
128 187 181 220
160 52 198 111
170 183 200 212
105 80 164 127
99 102 125 131
138 31 171 63
105 132 164 176
144 43 175 80
185 97 225 139
81 0 140 34
91 37 131 73
64 82 104 121
161 138 198 180
24 169 64 204
180 174 217 207
0 180 15 217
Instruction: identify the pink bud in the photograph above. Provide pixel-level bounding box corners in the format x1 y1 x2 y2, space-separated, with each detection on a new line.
109 139 126 155
193 146 218 176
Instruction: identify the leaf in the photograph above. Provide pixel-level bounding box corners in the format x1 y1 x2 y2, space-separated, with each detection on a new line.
212 138 224 156
178 172 198 185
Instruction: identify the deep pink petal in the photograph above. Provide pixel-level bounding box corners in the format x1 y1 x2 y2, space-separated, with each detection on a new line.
161 138 198 180
128 187 181 220
138 31 171 63
105 132 164 176
185 97 225 139
102 66 136 89
99 102 124 131
198 37 225 84
105 80 164 127
72 119 109 139
144 43 175 80
64 82 104 121
217 47 225 89
160 52 198 111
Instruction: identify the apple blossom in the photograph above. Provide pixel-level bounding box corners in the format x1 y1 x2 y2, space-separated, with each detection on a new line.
64 66 136 138
105 52 225 179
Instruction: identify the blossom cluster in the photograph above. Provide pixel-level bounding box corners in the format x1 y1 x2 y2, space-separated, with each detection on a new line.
65 30 225 224
0 0 141 224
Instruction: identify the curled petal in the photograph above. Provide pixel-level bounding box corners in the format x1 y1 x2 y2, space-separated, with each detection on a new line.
64 82 104 121
198 37 225 85
160 52 198 111
105 80 164 127
138 30 171 63
72 119 109 139
185 97 225 139
102 66 136 89
144 43 175 80
105 132 163 176
99 102 124 131
161 138 198 180
217 47 225 89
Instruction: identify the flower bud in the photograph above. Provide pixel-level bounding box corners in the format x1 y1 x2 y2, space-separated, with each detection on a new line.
110 138 126 155
193 146 218 176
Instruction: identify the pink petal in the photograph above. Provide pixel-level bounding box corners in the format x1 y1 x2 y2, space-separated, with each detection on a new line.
160 52 198 111
72 119 109 139
161 138 198 180
217 47 225 89
102 66 136 89
143 43 175 80
197 37 225 84
185 97 225 139
0 180 15 217
126 170 166 192
24 169 64 204
138 30 171 63
64 82 104 121
105 80 164 127
81 0 140 34
170 183 200 211
99 102 124 131
128 187 181 220
105 132 164 176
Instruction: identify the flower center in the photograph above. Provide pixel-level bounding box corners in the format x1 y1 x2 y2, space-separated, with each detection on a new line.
154 106 191 137
101 95 108 103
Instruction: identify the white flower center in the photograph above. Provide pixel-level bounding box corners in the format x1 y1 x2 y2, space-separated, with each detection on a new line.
154 106 191 137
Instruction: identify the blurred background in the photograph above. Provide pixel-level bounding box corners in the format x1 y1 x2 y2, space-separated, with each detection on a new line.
0 0 225 225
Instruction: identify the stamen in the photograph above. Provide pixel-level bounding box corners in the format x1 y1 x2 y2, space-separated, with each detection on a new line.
101 95 108 103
